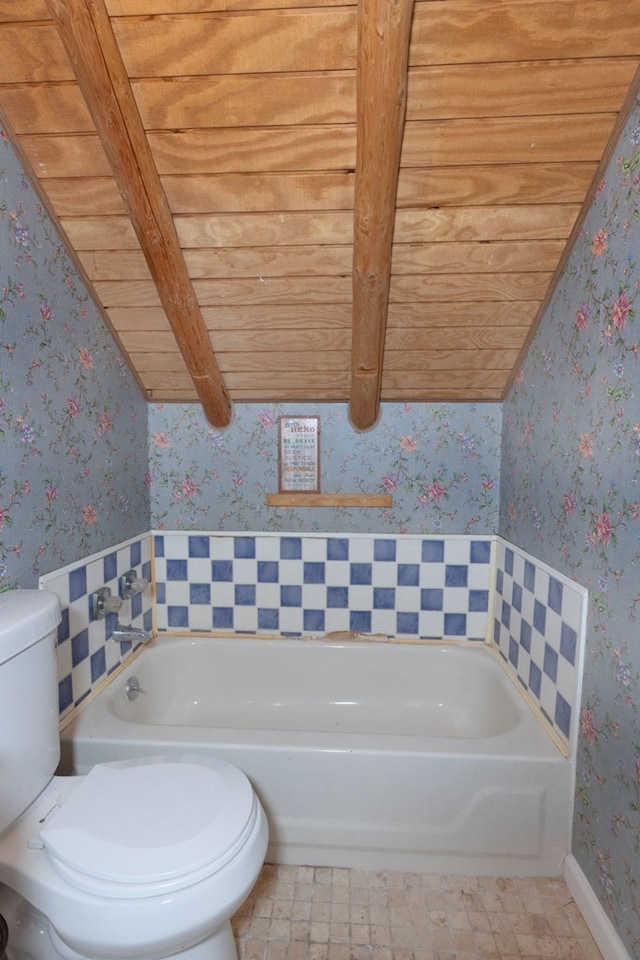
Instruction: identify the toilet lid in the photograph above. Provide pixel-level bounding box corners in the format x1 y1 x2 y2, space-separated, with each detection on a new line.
39 756 258 898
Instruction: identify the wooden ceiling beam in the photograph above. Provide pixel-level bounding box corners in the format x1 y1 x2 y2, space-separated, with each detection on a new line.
45 0 232 427
350 0 415 430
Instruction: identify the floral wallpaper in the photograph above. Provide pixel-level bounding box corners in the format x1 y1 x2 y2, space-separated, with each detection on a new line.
0 129 149 590
148 401 502 534
501 95 640 955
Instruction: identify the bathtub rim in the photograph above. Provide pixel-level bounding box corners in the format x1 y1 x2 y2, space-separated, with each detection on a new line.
61 630 488 733
60 631 568 760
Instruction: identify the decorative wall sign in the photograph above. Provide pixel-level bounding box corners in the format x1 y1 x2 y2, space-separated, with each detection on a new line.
278 416 320 493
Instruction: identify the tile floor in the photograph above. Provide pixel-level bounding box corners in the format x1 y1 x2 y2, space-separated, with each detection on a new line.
233 864 603 960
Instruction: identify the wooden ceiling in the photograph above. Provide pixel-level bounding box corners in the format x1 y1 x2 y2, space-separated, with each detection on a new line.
1 1 639 428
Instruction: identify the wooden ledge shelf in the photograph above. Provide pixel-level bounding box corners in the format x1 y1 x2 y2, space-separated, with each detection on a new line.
267 493 392 508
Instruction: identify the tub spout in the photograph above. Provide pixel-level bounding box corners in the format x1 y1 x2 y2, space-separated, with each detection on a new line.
111 623 149 644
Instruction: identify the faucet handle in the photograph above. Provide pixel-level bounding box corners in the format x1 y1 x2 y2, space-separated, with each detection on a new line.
119 569 149 599
90 587 122 620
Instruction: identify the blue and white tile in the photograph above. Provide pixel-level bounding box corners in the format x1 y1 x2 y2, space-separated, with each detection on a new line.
211 536 235 560
302 537 329 561
420 562 446 588
164 580 190 607
466 611 490 641
279 606 304 635
233 604 260 633
212 581 237 606
493 537 587 755
188 606 214 633
325 560 350 586
255 582 280 608
371 563 397 588
324 608 349 634
302 584 327 609
443 538 473 564
186 557 213 582
233 557 258 583
395 538 423 564
348 538 374 562
370 608 396 637
252 537 275 561
419 610 443 638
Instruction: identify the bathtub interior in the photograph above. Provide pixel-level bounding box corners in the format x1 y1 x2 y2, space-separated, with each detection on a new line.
107 636 526 739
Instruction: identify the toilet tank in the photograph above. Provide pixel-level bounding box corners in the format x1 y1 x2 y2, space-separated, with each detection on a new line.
0 590 61 835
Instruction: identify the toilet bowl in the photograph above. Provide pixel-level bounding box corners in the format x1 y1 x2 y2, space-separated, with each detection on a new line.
0 755 268 960
0 590 268 960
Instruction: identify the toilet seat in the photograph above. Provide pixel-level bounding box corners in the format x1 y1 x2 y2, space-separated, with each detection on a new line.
39 756 258 899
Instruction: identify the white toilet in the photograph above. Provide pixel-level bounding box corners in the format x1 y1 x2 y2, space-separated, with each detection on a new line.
0 590 268 960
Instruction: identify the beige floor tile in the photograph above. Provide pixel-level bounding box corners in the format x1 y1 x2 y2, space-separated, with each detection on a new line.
327 945 350 960
285 943 307 960
233 864 605 960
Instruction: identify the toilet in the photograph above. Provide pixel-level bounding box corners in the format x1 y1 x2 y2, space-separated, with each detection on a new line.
0 590 268 960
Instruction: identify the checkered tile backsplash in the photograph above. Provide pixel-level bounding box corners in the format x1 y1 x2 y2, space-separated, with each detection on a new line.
152 532 493 640
493 538 588 756
39 534 153 722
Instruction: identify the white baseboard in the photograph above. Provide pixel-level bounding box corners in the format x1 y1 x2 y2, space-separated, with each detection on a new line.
564 855 631 960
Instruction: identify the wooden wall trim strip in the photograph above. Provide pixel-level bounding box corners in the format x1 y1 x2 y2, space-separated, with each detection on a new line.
266 493 392 507
45 0 232 427
350 0 415 430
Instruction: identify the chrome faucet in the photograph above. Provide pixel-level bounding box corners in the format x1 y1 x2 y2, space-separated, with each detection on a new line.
111 623 150 644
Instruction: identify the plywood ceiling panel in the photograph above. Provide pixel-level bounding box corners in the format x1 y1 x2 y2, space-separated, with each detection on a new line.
0 0 639 427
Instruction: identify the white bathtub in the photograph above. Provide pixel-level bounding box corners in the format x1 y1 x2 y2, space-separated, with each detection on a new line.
60 634 574 876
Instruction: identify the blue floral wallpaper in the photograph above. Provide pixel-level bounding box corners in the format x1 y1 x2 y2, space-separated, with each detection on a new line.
0 129 150 590
148 401 502 533
501 96 640 954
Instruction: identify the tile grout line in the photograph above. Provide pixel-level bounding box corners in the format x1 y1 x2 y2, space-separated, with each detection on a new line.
232 864 604 960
